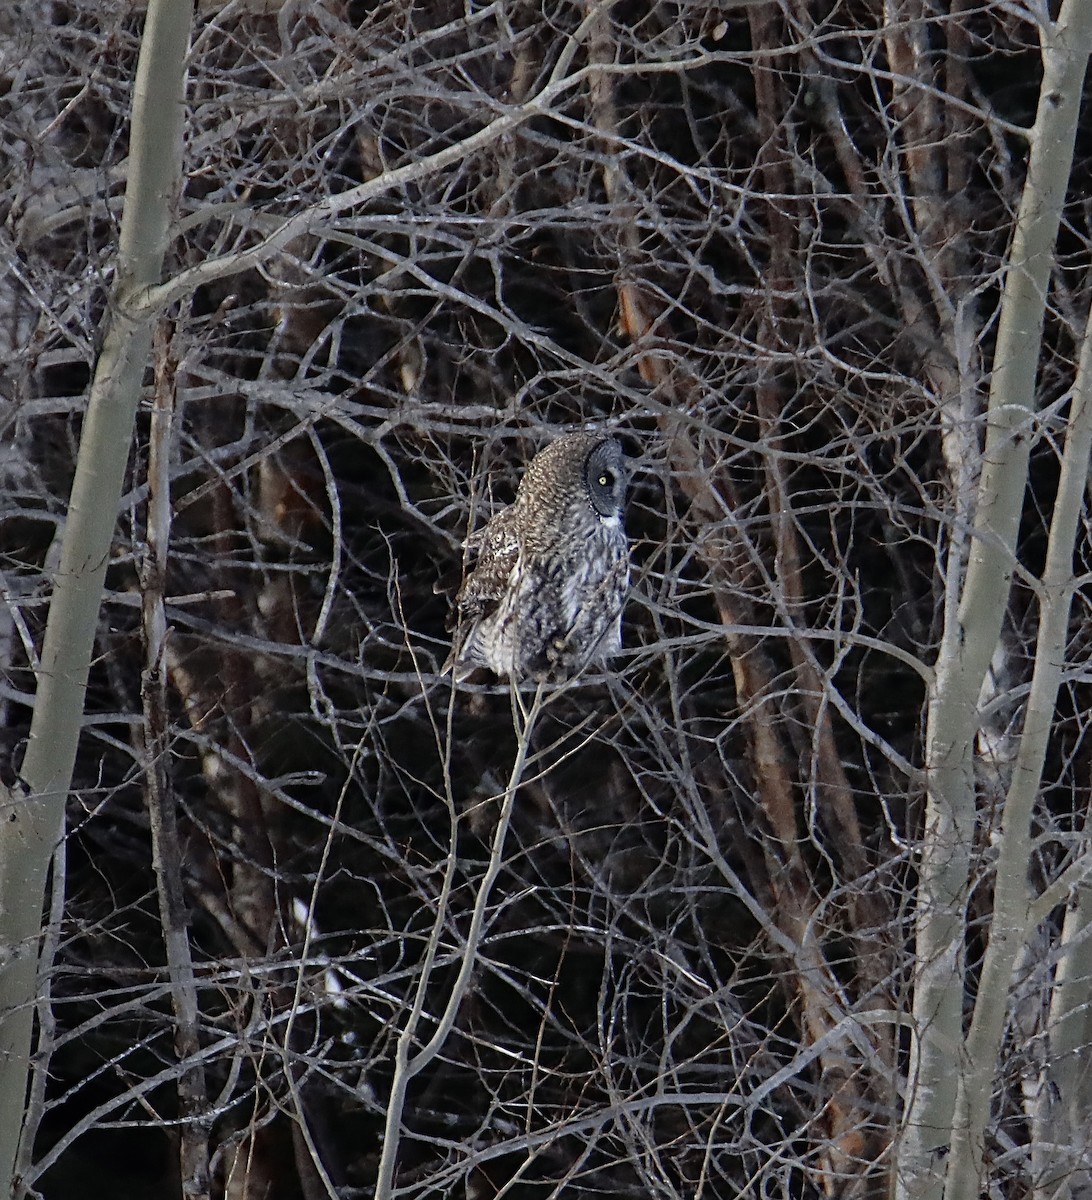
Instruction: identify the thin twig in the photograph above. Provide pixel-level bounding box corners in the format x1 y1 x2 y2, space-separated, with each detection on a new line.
373 682 547 1200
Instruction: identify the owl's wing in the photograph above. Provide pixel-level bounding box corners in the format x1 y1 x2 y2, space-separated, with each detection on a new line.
452 510 521 624
441 509 522 676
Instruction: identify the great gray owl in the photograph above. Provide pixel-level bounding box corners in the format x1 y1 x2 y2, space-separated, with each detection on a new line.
444 432 630 682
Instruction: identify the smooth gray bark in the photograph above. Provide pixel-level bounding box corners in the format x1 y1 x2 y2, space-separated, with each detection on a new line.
944 242 1092 1200
897 5 1092 1200
0 2 194 1192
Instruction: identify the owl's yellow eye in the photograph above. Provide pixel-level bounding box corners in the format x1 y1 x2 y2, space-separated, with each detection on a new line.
598 473 612 487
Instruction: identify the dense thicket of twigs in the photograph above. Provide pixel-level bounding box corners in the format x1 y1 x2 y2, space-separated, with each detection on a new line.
2 2 1092 1197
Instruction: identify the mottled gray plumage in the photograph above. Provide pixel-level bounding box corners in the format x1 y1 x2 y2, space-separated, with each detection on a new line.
444 432 630 682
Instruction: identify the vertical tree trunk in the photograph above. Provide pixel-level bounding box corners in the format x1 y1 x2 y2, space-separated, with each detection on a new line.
897 6 1092 1199
0 2 194 1192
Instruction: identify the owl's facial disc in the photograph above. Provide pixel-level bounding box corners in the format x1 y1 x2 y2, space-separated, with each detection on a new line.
584 441 626 518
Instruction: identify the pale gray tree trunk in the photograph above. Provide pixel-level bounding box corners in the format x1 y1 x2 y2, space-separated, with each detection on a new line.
0 1 194 1192
896 5 1092 1200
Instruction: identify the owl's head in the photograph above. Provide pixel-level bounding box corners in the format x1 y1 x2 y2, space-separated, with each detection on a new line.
514 431 628 525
